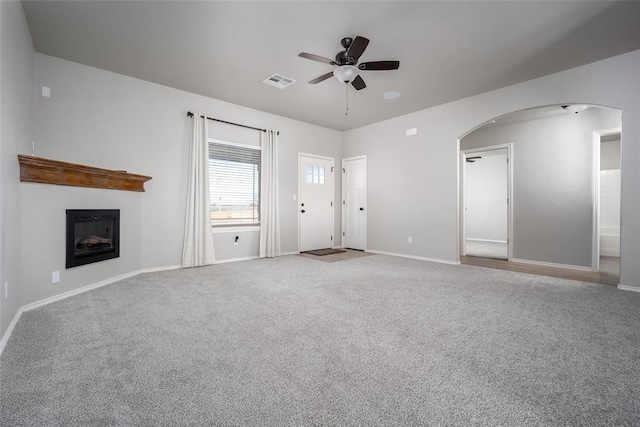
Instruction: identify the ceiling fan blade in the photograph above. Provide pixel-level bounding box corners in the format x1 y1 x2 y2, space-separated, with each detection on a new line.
299 52 337 66
358 61 400 71
346 36 369 62
351 75 366 91
308 71 334 84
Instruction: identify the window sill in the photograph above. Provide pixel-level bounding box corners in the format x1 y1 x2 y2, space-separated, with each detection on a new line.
211 225 260 234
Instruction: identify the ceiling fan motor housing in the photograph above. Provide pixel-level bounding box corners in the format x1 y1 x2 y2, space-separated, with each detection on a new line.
335 50 355 65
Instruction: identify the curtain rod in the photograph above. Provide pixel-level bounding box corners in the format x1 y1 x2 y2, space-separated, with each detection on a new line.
187 112 279 135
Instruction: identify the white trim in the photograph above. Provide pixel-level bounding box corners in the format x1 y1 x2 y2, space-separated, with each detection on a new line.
213 256 259 264
0 307 24 355
465 238 508 244
298 152 334 162
617 284 640 293
211 226 260 234
280 250 300 256
140 265 182 274
21 270 142 312
366 249 460 266
510 258 592 272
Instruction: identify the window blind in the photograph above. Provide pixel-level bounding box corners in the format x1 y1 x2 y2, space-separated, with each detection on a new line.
208 141 261 225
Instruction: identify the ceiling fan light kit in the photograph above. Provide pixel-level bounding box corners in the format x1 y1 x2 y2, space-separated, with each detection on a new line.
333 65 359 83
298 35 401 115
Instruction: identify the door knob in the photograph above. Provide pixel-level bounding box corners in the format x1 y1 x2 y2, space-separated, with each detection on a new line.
301 209 306 213
359 207 364 211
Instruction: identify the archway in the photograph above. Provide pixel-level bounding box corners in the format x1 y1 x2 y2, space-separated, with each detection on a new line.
459 104 621 285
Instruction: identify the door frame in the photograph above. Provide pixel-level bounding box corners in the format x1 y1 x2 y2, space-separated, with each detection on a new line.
592 127 622 272
342 155 367 251
298 152 335 252
460 143 513 260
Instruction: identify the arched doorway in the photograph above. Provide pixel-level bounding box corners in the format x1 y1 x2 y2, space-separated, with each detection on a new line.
459 104 621 285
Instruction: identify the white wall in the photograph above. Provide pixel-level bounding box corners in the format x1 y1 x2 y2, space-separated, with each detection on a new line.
461 107 620 267
601 139 621 170
464 151 508 242
0 1 35 340
343 49 640 289
23 53 342 307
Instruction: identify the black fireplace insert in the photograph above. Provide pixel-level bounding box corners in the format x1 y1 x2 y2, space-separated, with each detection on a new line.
66 209 120 268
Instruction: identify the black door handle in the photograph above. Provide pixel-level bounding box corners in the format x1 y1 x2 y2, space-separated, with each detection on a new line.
359 207 364 211
301 210 306 213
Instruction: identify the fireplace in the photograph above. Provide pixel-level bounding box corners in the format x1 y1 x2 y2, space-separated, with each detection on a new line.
66 209 120 268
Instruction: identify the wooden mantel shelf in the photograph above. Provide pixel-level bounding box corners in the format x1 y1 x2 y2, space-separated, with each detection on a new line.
18 155 152 192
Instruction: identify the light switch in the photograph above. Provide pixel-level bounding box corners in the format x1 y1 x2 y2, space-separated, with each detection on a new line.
42 86 51 98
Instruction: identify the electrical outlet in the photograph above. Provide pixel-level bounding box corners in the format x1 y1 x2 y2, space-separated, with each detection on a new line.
408 236 413 243
52 271 60 284
4 281 8 300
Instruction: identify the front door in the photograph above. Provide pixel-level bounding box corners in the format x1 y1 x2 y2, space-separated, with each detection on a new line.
299 154 334 252
342 156 366 250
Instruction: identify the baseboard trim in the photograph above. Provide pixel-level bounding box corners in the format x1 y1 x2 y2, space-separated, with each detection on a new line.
618 284 640 293
366 249 460 266
140 265 182 274
466 238 508 244
214 256 259 265
22 270 142 313
280 251 300 256
511 258 592 272
0 307 24 355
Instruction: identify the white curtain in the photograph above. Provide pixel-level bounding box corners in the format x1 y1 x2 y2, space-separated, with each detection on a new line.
181 113 215 267
259 129 281 258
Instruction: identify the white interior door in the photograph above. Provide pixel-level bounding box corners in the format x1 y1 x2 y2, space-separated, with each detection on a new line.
299 154 334 252
342 156 366 250
462 146 510 260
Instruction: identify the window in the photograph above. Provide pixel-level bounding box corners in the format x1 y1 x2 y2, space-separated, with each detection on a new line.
306 164 325 184
208 140 261 226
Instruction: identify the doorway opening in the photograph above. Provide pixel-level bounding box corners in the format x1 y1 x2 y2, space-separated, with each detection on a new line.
461 145 512 261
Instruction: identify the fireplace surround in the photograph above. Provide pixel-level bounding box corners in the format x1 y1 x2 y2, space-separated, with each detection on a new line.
66 209 120 268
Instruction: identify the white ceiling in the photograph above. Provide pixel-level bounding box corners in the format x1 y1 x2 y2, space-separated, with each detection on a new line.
21 1 640 131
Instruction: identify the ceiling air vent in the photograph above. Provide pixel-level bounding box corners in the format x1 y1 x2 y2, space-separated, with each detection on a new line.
262 73 296 89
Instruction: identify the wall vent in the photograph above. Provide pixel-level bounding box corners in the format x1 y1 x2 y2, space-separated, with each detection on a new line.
262 73 296 89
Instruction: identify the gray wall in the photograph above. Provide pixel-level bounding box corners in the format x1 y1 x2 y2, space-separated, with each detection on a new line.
0 1 35 340
461 107 621 267
343 49 640 289
23 53 342 307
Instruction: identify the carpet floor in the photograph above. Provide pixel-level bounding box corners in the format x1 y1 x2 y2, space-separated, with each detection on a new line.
2 254 639 425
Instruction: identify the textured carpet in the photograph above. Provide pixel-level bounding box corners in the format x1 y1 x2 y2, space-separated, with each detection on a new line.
2 255 639 425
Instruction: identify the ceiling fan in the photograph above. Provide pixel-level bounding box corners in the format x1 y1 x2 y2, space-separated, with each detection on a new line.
299 36 400 91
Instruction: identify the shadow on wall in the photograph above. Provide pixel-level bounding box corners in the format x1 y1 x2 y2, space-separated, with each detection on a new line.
459 104 621 271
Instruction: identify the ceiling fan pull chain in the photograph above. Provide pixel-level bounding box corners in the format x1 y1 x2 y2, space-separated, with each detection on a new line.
345 83 349 116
